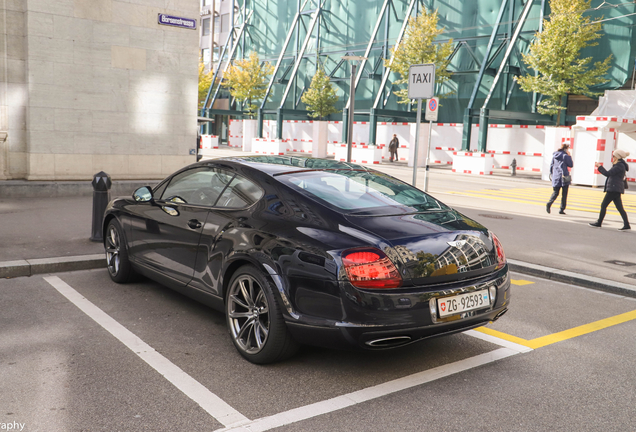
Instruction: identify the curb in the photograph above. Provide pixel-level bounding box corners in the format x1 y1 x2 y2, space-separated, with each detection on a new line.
508 259 636 298
0 254 105 278
2 254 635 299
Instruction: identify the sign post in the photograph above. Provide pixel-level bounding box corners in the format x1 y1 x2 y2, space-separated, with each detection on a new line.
424 96 439 192
408 64 435 187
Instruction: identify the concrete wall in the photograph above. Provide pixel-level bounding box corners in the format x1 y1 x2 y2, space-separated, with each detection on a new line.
1 0 27 180
0 0 200 181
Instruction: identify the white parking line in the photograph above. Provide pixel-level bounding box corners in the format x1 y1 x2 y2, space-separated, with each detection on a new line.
464 329 534 353
43 276 249 428
215 346 527 432
45 275 530 432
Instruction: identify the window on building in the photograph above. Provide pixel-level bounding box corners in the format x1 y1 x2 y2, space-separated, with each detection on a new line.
221 13 229 33
214 16 220 34
202 0 212 5
202 48 211 65
202 18 210 36
213 46 220 62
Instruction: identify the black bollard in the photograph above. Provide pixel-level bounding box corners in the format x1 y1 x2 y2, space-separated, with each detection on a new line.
510 158 517 176
90 171 112 242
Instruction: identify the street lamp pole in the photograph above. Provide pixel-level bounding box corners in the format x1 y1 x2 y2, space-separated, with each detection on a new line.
347 62 356 163
342 56 367 163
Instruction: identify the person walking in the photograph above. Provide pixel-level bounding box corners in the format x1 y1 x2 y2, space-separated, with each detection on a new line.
388 134 399 162
589 149 631 231
546 143 573 215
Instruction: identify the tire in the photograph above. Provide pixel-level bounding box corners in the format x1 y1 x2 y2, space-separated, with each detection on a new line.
225 265 299 364
105 219 135 283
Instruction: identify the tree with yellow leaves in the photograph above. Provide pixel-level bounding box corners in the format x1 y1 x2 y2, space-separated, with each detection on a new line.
221 52 275 117
198 61 214 110
301 64 340 120
386 9 454 105
517 0 612 125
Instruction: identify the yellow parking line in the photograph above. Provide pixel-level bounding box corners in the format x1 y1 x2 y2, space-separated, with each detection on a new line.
511 280 534 286
527 309 636 349
474 327 534 348
474 309 636 349
465 189 636 209
451 190 634 215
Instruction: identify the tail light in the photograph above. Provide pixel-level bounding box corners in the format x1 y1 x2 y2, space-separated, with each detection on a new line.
341 248 402 289
491 233 506 268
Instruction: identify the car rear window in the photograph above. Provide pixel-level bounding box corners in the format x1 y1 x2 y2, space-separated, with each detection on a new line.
281 170 448 213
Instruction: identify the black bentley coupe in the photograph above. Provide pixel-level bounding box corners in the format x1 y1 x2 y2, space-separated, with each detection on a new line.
102 156 510 364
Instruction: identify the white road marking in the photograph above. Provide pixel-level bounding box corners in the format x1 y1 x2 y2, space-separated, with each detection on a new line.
44 276 530 432
464 329 534 353
216 345 528 432
43 276 249 428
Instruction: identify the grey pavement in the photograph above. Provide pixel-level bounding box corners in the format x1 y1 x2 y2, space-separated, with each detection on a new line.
1 145 634 297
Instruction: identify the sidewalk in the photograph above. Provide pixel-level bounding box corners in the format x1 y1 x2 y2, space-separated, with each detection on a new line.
2 146 635 297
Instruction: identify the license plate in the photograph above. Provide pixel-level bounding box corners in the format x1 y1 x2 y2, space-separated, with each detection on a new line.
437 289 490 318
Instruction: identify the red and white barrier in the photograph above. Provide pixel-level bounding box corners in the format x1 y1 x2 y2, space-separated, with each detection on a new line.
228 119 243 148
616 132 636 182
451 152 494 175
334 144 382 165
200 135 219 149
252 138 287 156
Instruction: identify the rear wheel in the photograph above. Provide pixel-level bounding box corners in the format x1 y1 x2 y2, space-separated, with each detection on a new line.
105 219 135 283
226 265 299 364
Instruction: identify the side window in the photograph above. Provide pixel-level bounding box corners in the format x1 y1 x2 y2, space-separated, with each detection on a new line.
160 167 234 206
215 174 263 208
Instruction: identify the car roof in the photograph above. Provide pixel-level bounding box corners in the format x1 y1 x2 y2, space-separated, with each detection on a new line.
200 155 373 176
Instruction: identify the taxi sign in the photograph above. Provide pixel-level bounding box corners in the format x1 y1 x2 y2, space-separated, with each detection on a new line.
408 64 435 100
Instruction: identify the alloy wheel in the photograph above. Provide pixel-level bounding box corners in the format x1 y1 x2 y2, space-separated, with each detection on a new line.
227 274 270 354
105 224 121 277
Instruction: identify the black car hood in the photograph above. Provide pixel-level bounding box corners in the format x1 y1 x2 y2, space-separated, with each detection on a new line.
344 210 498 285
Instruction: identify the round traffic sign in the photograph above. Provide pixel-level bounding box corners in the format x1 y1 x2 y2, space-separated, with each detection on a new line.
428 98 437 111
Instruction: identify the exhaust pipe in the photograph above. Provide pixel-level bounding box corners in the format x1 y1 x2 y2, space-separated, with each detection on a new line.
493 308 508 322
365 336 412 348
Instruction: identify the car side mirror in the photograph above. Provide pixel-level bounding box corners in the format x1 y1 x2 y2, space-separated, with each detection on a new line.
133 186 154 202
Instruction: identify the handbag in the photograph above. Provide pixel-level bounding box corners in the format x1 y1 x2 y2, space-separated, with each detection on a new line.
625 176 629 190
563 174 572 183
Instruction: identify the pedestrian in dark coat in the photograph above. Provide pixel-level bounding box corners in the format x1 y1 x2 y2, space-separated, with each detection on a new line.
546 143 573 214
388 134 399 162
589 149 631 231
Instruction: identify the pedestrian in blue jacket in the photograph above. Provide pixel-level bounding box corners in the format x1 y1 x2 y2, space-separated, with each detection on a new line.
589 149 631 231
546 143 573 215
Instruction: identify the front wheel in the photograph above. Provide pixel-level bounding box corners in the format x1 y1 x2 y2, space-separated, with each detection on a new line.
226 265 299 364
105 219 135 283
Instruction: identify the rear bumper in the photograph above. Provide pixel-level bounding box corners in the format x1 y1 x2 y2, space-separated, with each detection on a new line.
285 266 511 350
286 305 508 350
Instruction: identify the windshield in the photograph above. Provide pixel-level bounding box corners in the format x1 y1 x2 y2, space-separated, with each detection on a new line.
281 170 449 213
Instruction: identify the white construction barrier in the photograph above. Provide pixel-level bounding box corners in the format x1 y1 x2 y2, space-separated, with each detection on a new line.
567 115 636 186
431 123 463 165
228 119 558 175
228 119 243 148
252 138 287 156
451 152 494 175
377 122 411 162
616 132 636 182
200 135 219 149
312 121 328 158
486 124 545 172
327 121 343 155
334 144 382 165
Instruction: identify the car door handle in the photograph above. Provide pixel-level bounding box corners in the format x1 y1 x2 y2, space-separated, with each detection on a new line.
187 219 202 230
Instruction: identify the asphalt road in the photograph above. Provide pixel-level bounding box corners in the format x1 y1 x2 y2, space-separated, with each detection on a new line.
2 268 636 431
